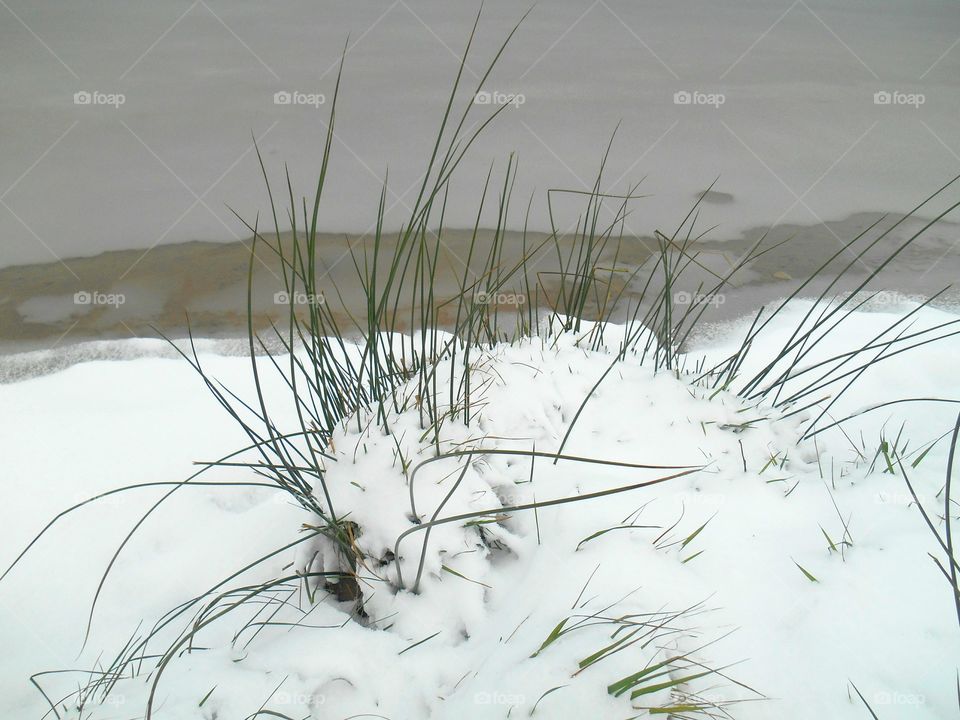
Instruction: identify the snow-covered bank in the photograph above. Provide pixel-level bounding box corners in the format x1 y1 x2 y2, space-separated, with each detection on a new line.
1 301 959 719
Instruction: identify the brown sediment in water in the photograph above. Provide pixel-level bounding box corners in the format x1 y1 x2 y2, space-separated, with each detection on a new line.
0 229 648 353
1 212 958 357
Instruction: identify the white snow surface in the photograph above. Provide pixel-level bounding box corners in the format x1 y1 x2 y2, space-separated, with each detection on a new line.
1 302 960 719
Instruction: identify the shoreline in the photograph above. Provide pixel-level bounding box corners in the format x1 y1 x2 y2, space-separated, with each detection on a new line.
2 211 958 371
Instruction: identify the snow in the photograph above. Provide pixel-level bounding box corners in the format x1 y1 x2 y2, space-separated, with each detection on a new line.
2 302 960 718
3 0 960 267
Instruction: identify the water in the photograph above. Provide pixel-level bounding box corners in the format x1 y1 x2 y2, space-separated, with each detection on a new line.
1 1 958 268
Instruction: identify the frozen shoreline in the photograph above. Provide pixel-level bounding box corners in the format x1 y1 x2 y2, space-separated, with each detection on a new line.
3 210 959 377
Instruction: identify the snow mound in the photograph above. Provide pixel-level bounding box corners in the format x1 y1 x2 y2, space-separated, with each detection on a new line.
2 305 959 719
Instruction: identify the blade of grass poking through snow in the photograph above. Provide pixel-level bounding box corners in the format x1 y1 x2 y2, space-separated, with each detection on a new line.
398 631 442 655
0 477 295 585
919 412 960 629
897 457 960 588
143 570 343 719
764 288 954 405
793 560 819 583
793 322 960 439
681 515 714 550
849 681 881 719
529 685 567 715
576 523 660 551
531 618 570 657
945 413 960 628
441 564 492 589
693 176 960 398
397 465 702 592
628 668 716 700
573 601 705 676
906 429 952 469
784 316 960 414
74 320 341 650
108 533 335 699
742 192 960 401
607 630 740 700
531 586 650 663
554 356 619 461
406 448 696 519
820 525 839 554
620 200 773 370
805 397 960 440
